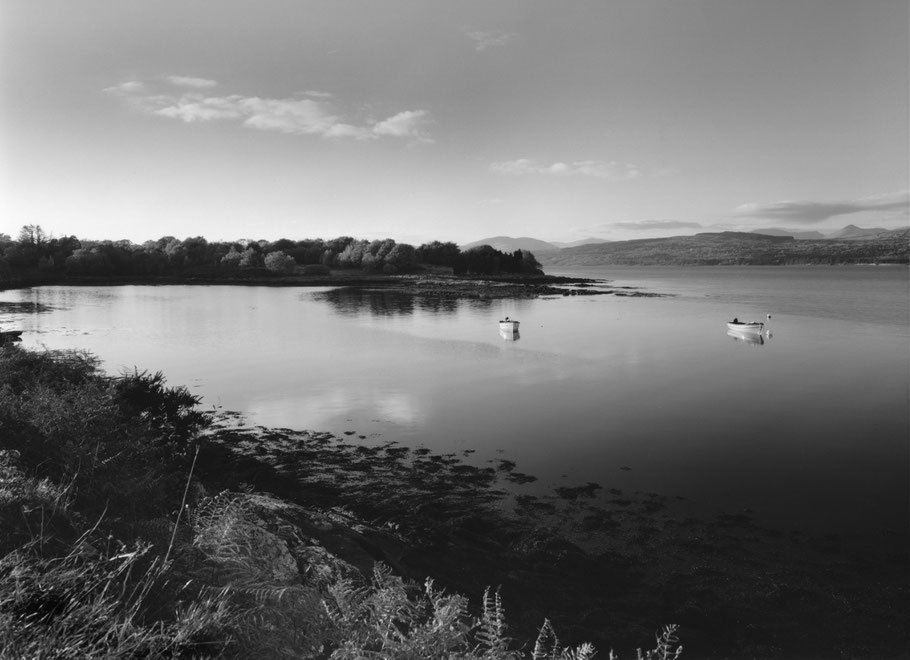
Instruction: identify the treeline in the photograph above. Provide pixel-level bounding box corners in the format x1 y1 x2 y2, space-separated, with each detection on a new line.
0 225 543 284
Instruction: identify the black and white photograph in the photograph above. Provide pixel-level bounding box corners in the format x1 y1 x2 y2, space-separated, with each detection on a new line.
1 1 907 657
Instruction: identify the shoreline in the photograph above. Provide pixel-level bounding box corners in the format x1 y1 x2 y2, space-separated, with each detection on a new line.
0 271 670 299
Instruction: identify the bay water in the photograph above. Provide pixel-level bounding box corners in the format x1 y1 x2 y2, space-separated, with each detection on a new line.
2 266 907 543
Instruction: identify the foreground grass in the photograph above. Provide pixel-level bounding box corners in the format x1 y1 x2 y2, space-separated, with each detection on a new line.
0 344 681 658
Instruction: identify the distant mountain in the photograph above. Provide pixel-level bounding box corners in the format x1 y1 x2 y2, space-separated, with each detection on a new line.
536 229 909 268
827 224 890 240
549 238 611 248
460 236 559 252
752 228 826 240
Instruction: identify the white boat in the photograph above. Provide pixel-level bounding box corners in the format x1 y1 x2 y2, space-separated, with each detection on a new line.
499 317 520 332
726 320 763 333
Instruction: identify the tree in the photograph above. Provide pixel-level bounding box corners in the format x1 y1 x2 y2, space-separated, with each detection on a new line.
65 248 112 275
17 224 47 247
264 250 296 274
337 240 369 268
267 238 296 254
238 247 263 268
384 243 417 272
416 241 461 268
462 245 501 274
180 236 210 267
221 248 242 268
517 249 543 274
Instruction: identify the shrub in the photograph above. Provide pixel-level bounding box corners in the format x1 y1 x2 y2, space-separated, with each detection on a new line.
264 250 296 274
0 347 207 520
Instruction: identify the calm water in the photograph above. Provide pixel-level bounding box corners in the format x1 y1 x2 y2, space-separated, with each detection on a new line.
2 266 908 540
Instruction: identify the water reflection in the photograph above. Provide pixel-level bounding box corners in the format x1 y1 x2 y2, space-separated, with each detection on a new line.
727 328 765 346
316 288 494 317
0 300 56 315
2 276 907 541
499 328 520 341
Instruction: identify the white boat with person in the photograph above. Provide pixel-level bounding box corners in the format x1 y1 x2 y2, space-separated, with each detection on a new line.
499 317 520 341
726 314 772 333
726 318 764 333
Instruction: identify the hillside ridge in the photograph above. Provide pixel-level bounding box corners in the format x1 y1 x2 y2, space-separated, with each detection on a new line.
536 228 909 267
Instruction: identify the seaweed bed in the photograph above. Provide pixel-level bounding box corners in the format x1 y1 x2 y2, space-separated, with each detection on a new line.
198 415 908 658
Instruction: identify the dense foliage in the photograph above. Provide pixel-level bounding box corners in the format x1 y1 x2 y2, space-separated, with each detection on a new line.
0 225 543 286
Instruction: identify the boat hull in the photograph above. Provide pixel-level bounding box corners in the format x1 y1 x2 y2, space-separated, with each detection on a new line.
726 322 763 333
499 321 520 332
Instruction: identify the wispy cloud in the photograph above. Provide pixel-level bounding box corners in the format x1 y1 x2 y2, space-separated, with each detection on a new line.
735 190 909 224
490 158 642 180
103 81 147 94
466 29 516 52
105 77 432 142
372 110 433 143
165 75 218 89
612 220 703 231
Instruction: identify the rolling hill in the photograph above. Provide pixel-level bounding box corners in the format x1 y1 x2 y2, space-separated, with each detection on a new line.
460 236 559 252
536 229 909 268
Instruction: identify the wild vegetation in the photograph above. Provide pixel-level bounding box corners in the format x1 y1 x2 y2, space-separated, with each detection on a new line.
0 343 685 658
0 225 543 288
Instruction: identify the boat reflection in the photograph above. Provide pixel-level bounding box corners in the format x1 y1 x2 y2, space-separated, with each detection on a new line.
727 328 764 346
499 328 520 341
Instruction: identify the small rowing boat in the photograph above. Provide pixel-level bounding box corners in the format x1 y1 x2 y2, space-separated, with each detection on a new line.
727 318 763 333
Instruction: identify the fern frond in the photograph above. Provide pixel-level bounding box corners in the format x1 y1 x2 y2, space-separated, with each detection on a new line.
476 586 511 654
637 625 683 660
565 642 598 660
532 618 561 660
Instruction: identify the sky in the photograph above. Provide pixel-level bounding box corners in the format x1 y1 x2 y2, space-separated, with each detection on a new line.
1 0 907 245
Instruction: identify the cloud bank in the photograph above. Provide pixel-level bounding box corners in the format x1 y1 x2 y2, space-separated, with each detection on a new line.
490 158 641 180
735 190 909 223
105 77 432 142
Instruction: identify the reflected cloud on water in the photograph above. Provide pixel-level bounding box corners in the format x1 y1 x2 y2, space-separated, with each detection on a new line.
245 385 425 432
